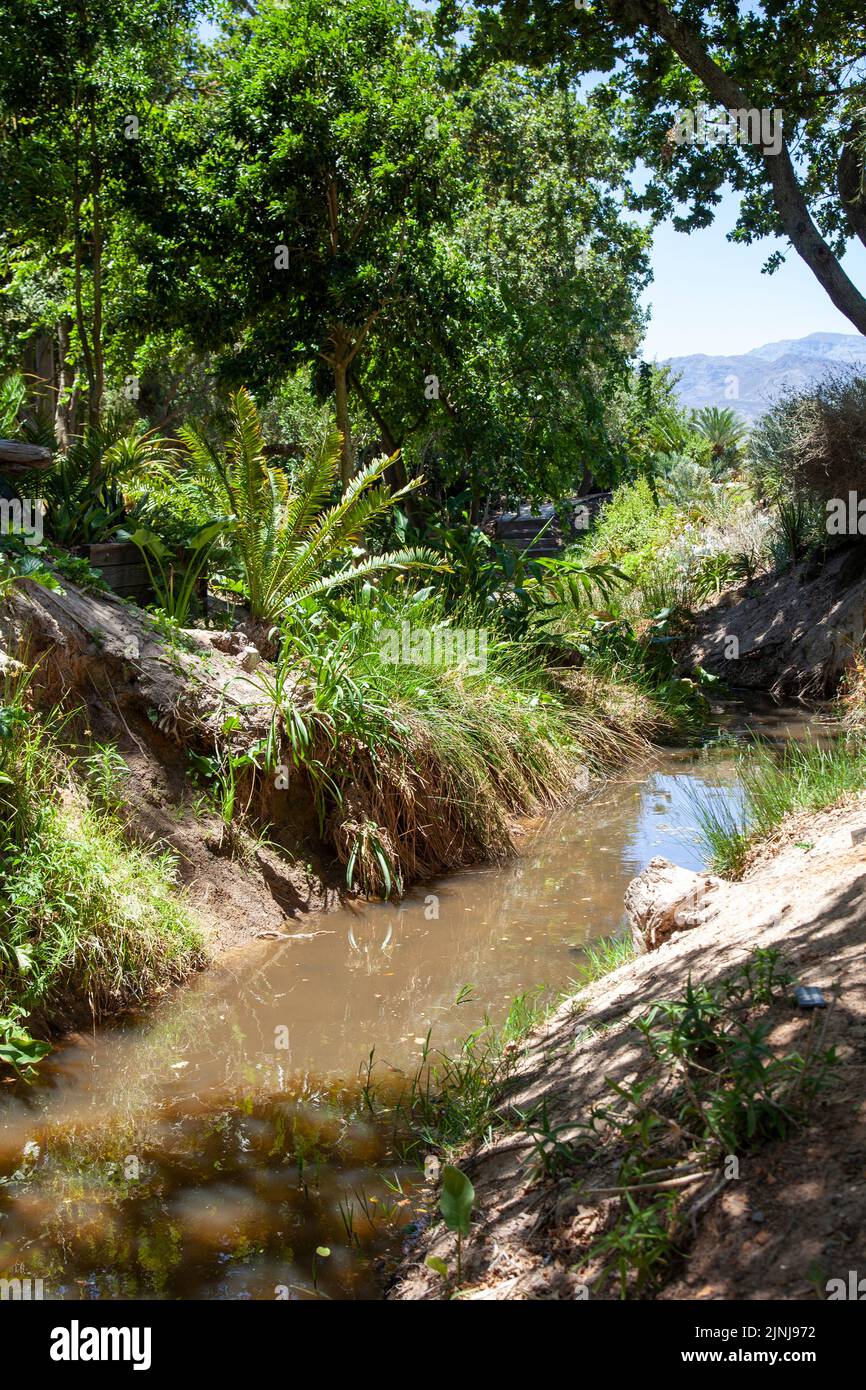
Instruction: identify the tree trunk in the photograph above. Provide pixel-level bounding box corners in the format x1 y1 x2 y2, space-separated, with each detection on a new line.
334 358 354 490
22 333 55 430
618 0 866 336
55 316 78 449
88 95 105 435
72 108 99 430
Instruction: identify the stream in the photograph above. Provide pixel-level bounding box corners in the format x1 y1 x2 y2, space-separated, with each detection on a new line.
0 702 818 1299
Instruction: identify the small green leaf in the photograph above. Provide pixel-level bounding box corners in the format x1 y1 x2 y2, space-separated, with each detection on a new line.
439 1164 474 1237
426 1255 449 1279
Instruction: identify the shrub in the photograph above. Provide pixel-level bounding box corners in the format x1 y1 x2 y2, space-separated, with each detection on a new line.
749 371 866 510
573 478 680 578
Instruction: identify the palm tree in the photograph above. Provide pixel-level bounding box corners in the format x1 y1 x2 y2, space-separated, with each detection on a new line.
692 406 748 470
177 388 437 625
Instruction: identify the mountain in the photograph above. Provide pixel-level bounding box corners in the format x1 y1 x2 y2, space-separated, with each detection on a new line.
661 332 866 422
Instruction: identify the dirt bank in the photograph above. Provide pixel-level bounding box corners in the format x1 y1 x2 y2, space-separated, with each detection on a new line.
3 576 343 960
681 542 866 698
388 798 866 1300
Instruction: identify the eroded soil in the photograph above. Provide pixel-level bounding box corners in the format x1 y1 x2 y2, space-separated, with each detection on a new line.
389 799 866 1300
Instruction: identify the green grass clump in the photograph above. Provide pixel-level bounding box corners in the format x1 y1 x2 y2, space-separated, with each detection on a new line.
692 736 866 876
572 933 637 987
0 676 204 1042
264 591 652 895
372 987 552 1164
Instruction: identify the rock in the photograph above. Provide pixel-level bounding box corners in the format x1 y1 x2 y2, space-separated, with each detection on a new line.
238 644 260 672
625 856 723 953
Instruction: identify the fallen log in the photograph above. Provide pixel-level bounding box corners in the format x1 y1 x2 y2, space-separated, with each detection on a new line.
0 439 54 470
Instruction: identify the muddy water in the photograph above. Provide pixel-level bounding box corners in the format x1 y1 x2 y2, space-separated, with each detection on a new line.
0 706 815 1299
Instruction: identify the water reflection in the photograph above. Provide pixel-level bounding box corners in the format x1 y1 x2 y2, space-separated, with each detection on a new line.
0 732 773 1299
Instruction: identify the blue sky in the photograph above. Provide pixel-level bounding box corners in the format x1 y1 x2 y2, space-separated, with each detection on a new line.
641 185 866 361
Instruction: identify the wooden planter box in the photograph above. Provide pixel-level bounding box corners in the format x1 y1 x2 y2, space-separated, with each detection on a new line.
74 541 207 613
75 542 153 604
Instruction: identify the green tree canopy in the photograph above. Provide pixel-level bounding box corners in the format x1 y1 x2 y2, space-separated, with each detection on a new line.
443 0 866 335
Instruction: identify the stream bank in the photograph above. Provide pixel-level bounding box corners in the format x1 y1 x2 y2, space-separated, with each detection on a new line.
388 791 866 1301
0 726 753 1299
0 568 686 1037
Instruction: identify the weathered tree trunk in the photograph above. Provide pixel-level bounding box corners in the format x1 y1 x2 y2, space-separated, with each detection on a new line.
22 334 56 430
617 0 866 336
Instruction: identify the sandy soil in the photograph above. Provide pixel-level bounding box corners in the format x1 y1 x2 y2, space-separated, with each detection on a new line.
388 798 866 1300
680 543 866 698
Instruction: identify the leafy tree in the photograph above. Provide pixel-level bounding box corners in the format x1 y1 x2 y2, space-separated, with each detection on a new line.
445 0 866 334
355 66 650 513
136 0 464 487
0 0 199 437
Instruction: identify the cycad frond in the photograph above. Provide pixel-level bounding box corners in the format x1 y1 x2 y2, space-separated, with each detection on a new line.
284 547 443 608
177 390 427 623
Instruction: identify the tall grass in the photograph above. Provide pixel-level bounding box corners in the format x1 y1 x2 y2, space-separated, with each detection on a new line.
257 589 652 895
571 933 637 987
692 736 866 876
0 669 204 1037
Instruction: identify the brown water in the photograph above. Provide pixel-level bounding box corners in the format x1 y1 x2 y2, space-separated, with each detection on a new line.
0 705 817 1300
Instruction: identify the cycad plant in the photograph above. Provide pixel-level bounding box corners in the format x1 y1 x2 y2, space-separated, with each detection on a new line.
40 415 168 547
177 388 437 625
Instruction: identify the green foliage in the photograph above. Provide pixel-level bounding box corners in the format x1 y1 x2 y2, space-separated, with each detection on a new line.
0 668 202 1040
178 389 437 624
462 1 866 336
692 407 748 472
656 457 715 511
425 521 625 643
0 0 201 422
572 934 637 988
0 371 26 436
692 736 866 877
438 1163 475 1285
0 1005 51 1080
127 520 223 625
37 417 167 547
573 479 680 580
440 1164 474 1239
187 716 265 853
751 374 866 521
79 742 130 814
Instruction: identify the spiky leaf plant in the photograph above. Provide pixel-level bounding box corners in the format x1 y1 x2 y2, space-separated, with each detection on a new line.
178 388 438 623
